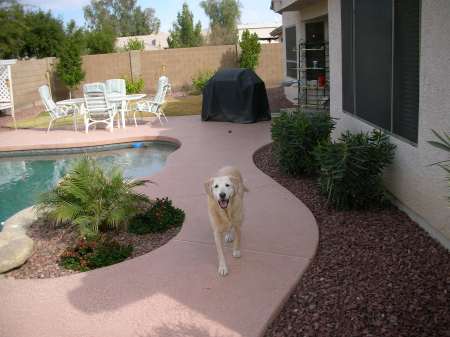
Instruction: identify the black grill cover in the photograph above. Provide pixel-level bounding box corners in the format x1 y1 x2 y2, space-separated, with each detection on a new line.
201 68 271 123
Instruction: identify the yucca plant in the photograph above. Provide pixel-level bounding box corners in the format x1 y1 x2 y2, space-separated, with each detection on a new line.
428 129 450 202
36 157 150 237
314 129 396 210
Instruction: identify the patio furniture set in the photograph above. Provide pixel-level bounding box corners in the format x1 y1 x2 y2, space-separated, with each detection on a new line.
39 76 171 133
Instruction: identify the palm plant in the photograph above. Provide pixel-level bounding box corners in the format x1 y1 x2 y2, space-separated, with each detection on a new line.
36 156 150 237
428 129 450 202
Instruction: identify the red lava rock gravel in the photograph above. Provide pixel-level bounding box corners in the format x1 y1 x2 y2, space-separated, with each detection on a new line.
254 144 450 337
4 219 180 279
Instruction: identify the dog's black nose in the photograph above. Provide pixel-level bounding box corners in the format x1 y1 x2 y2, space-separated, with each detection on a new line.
219 192 226 199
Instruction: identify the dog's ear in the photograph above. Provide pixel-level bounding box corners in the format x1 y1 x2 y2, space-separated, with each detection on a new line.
230 177 243 196
204 178 214 197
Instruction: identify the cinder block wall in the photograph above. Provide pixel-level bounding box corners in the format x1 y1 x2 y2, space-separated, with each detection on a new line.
10 44 283 115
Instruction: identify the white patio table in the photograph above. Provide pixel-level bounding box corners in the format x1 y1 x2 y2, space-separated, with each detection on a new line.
56 93 146 129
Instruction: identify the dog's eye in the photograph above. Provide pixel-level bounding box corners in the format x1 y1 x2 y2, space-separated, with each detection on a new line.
225 184 230 187
214 185 218 189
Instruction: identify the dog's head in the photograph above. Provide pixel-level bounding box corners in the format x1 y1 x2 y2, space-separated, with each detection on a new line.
204 176 241 209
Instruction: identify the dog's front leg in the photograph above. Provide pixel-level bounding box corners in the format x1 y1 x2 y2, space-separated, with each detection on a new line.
232 226 241 258
213 230 228 276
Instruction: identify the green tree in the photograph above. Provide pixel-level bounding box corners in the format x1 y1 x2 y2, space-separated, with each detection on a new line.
0 0 26 58
239 29 261 70
56 22 85 98
83 0 160 37
200 0 240 45
22 10 65 58
85 26 116 54
0 1 66 59
167 2 203 48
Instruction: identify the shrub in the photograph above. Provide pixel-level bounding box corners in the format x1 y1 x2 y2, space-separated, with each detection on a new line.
36 157 150 238
271 111 335 176
128 197 185 234
85 28 116 54
124 76 145 94
60 237 133 272
428 129 450 203
192 70 214 93
239 29 261 71
124 38 145 51
314 129 396 210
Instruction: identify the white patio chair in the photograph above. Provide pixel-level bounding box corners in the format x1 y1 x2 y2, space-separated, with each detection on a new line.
105 79 126 96
135 76 170 126
38 85 78 133
105 79 126 127
82 82 117 133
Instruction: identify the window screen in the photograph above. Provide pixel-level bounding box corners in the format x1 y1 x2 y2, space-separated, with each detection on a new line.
285 26 297 78
393 0 421 143
354 0 392 130
341 0 354 113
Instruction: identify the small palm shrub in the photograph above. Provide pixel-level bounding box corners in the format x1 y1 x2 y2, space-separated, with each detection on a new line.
314 129 396 210
192 70 214 94
271 111 335 176
124 76 145 94
60 237 132 272
128 197 185 234
428 129 450 202
37 157 150 238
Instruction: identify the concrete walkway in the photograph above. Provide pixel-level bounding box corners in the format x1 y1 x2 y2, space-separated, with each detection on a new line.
0 117 318 337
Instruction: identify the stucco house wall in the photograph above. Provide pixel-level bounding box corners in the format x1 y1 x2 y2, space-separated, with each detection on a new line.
275 0 450 247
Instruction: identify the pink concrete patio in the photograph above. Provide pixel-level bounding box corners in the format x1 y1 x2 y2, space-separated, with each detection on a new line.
0 116 318 337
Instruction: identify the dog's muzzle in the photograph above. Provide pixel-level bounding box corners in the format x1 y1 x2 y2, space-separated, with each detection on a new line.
218 193 229 209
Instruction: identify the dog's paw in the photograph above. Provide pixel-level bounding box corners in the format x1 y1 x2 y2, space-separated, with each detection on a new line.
218 264 229 276
224 231 234 243
232 250 241 258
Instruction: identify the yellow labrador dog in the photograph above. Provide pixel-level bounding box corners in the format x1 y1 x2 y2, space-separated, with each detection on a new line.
204 166 248 276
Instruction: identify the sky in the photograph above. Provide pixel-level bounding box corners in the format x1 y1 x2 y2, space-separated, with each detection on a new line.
21 0 281 32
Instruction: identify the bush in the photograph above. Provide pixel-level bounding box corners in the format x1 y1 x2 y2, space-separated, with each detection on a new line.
128 197 185 234
428 129 450 203
271 111 335 176
192 70 214 94
60 237 133 272
239 29 261 71
314 129 396 210
56 34 85 96
36 157 150 238
124 38 145 51
124 76 145 94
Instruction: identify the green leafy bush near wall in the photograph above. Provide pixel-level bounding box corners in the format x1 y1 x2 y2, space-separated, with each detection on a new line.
128 197 185 234
192 70 214 94
314 129 396 210
271 111 335 176
124 77 145 94
60 237 133 272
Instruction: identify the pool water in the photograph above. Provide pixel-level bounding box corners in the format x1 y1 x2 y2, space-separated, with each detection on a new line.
0 142 177 228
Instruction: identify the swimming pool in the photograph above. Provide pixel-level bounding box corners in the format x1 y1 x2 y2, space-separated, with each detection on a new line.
0 141 178 228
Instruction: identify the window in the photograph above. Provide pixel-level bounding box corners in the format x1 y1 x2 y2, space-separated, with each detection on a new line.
285 26 297 78
341 0 421 143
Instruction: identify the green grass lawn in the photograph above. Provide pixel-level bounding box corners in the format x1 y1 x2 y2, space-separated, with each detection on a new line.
10 95 202 129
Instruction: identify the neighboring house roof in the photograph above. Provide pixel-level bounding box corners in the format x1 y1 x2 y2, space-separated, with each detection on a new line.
116 32 169 50
238 23 282 42
270 26 283 38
